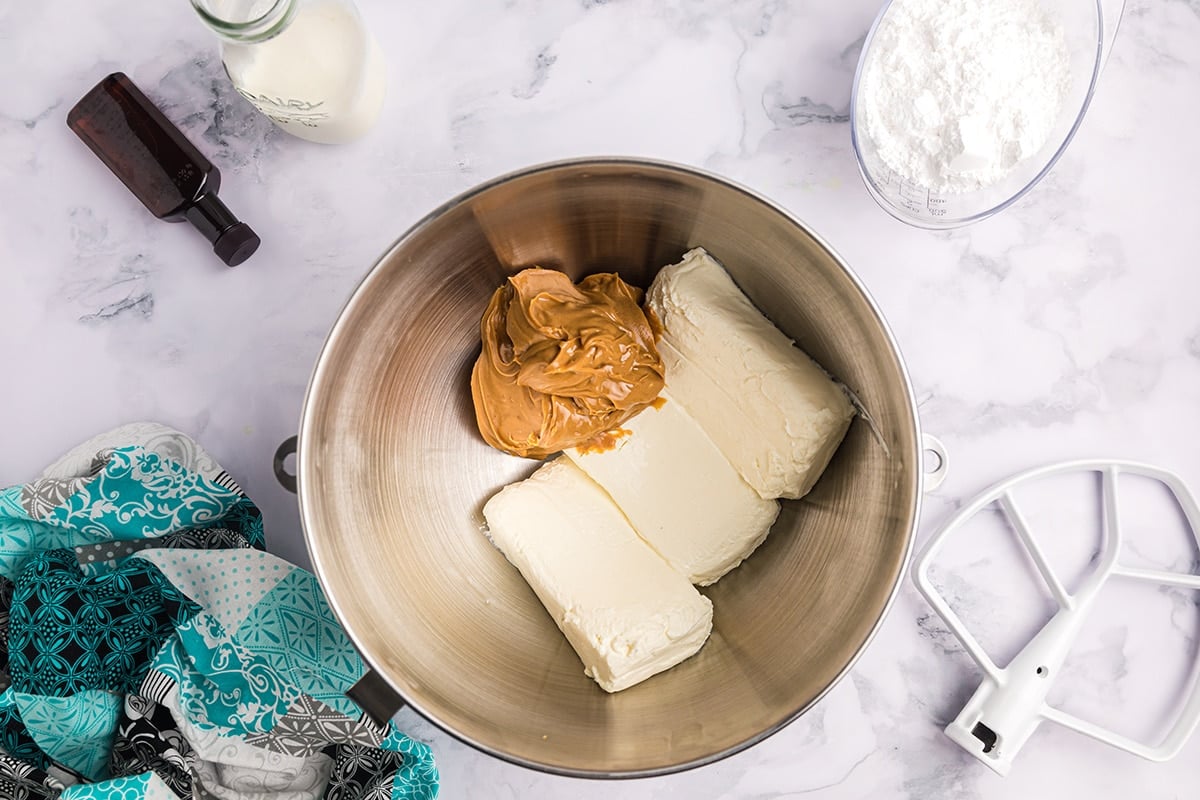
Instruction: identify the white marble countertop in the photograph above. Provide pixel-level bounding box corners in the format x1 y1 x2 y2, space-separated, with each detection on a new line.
3 0 1199 796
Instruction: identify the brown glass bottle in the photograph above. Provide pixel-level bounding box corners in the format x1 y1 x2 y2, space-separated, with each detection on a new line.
67 72 259 267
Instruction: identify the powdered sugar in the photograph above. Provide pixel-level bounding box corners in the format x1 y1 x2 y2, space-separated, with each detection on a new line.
860 0 1071 193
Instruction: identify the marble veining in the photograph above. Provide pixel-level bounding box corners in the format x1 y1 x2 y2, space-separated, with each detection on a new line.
2 0 1199 796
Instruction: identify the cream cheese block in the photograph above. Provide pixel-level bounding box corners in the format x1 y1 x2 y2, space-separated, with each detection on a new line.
482 458 713 693
566 393 780 585
646 248 854 500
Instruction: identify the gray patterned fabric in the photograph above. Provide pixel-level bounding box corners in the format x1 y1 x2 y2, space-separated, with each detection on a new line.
246 696 392 758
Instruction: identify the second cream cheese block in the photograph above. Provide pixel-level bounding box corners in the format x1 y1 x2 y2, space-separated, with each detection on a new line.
566 393 780 586
482 458 713 693
646 248 855 500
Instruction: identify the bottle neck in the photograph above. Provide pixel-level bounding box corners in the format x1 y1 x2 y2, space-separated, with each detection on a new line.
190 0 298 44
183 193 240 243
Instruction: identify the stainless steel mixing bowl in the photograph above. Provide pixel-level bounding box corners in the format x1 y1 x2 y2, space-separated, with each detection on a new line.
297 158 922 777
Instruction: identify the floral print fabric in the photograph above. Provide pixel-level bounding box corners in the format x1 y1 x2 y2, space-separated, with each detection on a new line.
0 423 439 800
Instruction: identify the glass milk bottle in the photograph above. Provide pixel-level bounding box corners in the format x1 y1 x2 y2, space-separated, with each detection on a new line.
191 0 386 144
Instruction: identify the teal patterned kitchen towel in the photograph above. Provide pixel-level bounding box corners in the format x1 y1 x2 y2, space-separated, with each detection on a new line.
0 423 438 800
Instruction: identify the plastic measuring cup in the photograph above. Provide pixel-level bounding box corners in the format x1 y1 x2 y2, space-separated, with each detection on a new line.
850 0 1125 229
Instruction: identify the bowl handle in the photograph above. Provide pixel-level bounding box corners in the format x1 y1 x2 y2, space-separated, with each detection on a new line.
347 669 406 726
274 435 298 493
922 434 949 492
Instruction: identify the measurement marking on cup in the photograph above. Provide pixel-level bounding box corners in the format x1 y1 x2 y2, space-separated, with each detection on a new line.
898 180 928 214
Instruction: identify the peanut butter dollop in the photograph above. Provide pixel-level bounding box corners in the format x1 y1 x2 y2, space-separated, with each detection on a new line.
471 269 665 459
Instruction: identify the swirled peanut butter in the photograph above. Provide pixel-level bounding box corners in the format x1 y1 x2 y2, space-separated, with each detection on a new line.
471 269 665 459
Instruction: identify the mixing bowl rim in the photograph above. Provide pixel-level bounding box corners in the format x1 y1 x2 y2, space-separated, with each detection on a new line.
296 155 925 778
848 0 1106 230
